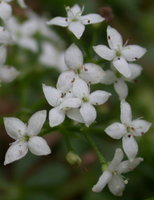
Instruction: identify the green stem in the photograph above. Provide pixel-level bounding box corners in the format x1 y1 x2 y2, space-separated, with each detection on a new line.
84 131 106 166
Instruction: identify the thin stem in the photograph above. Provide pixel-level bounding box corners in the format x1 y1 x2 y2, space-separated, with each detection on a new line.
84 131 106 166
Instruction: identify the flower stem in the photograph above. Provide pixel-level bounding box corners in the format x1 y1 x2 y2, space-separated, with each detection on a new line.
84 131 106 166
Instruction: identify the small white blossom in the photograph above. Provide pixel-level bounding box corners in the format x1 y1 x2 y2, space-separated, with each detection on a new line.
42 84 81 127
92 148 143 196
105 101 151 161
0 1 12 21
70 78 111 127
4 110 51 165
58 44 105 90
47 4 104 39
93 26 147 78
0 26 12 45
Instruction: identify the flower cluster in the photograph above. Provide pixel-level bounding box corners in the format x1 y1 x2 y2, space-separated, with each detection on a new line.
2 3 152 197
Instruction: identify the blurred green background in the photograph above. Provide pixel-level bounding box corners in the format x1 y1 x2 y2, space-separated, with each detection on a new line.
0 0 154 199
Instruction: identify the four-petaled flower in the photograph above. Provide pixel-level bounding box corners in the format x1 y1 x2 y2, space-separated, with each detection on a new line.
4 110 51 165
92 148 143 196
47 4 104 39
105 101 151 161
93 26 147 78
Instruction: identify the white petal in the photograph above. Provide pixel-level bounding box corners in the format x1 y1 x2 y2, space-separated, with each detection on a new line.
64 44 83 70
72 78 89 98
117 157 144 174
60 98 81 109
107 26 123 50
18 37 38 52
4 141 28 165
80 103 96 127
80 63 105 84
47 17 68 27
66 4 82 17
56 71 76 93
66 108 84 123
105 123 126 139
68 21 85 39
131 119 151 136
27 110 47 136
101 70 116 85
81 14 104 25
42 84 61 107
0 66 19 83
49 107 65 127
108 175 125 196
122 45 147 62
113 57 131 78
0 45 7 65
4 117 26 140
93 45 115 61
109 148 124 171
17 0 27 8
92 171 112 192
90 90 111 105
122 135 138 161
114 79 128 100
0 26 12 44
0 2 12 21
127 63 142 80
120 100 132 125
28 136 51 156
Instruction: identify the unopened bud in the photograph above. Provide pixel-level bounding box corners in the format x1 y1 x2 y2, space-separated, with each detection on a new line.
66 151 82 165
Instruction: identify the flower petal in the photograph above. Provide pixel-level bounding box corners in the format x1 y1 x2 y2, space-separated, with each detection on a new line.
122 45 147 62
120 100 132 125
122 135 138 161
18 37 38 52
131 119 151 136
114 79 128 100
17 0 27 8
42 84 61 107
80 103 96 127
107 26 123 50
105 123 126 139
4 117 26 140
0 66 19 83
93 45 115 61
72 78 89 98
0 2 12 21
117 157 144 174
68 21 85 39
49 107 65 127
28 136 51 156
60 98 81 109
47 17 68 27
109 148 124 171
92 171 112 192
4 141 28 165
113 57 131 78
27 110 47 136
0 26 12 44
81 14 104 25
127 63 142 80
90 90 111 105
65 43 83 70
0 45 7 65
66 4 82 17
108 175 125 196
66 108 84 123
80 63 105 84
56 71 76 93
101 70 116 85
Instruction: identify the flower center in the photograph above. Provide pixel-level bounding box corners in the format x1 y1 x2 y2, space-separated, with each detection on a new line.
116 51 121 57
82 97 89 102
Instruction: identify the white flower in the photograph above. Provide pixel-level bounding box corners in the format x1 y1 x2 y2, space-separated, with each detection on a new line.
92 148 143 196
0 65 19 83
93 26 147 78
58 44 105 90
70 78 111 127
42 84 81 127
102 64 143 100
105 101 151 161
47 4 104 39
0 1 12 21
4 110 51 165
0 26 12 45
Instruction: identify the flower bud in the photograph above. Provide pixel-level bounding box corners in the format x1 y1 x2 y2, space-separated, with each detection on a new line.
66 151 82 165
